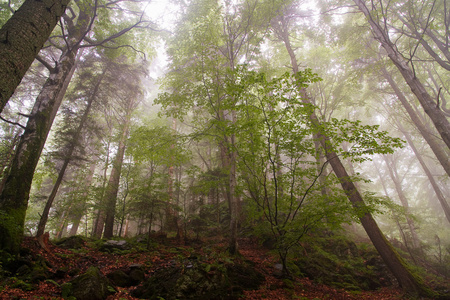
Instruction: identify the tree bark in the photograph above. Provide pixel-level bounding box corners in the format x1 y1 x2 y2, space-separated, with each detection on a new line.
35 65 106 238
273 9 434 296
102 114 131 239
0 3 92 253
353 0 450 150
381 66 450 177
0 0 70 113
0 49 77 253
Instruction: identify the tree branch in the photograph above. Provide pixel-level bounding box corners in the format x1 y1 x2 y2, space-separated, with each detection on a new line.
0 115 26 129
35 55 55 72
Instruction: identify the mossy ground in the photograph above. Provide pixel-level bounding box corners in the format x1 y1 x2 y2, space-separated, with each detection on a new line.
0 233 447 299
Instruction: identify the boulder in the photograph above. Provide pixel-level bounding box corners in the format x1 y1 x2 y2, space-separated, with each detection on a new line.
99 240 130 252
106 264 145 287
62 266 114 300
132 259 263 300
107 269 130 287
54 236 86 249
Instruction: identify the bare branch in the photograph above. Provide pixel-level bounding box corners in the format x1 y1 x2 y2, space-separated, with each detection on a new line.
437 87 442 108
35 55 55 72
0 115 26 129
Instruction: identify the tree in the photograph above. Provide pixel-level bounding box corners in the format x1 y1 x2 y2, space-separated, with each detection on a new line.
0 0 154 254
0 0 70 112
35 57 109 239
100 61 144 239
380 64 450 177
229 66 403 276
271 3 434 296
156 0 283 254
352 0 450 151
127 123 190 236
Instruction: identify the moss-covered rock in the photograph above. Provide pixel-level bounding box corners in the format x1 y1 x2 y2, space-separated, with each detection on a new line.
132 259 264 300
54 235 86 249
294 235 395 291
107 269 131 287
63 266 114 300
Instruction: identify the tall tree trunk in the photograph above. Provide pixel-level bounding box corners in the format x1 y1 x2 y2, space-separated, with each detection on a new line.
167 118 182 239
395 122 450 224
0 3 91 254
220 112 239 255
273 12 433 296
353 0 450 150
0 50 77 253
382 155 421 250
0 0 70 112
36 69 105 238
92 141 111 238
102 115 130 239
381 66 450 176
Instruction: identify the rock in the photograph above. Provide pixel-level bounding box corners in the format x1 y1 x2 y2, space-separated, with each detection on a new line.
128 266 145 285
106 264 145 287
54 236 86 249
107 270 131 287
99 240 130 252
64 266 114 300
132 259 263 300
273 263 284 278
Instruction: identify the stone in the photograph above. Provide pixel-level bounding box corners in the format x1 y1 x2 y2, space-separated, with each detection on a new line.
54 236 86 249
100 240 130 252
65 266 114 300
107 269 131 287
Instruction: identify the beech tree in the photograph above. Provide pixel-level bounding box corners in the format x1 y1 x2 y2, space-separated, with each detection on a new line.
271 3 434 296
35 55 110 239
352 0 450 150
156 0 283 254
0 0 70 112
95 61 144 239
0 0 154 254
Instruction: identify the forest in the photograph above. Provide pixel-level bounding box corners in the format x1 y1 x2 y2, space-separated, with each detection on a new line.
0 0 449 299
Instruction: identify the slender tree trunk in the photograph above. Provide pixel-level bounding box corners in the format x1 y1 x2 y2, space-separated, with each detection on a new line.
102 115 131 238
382 155 421 249
325 149 430 296
395 122 450 224
381 66 450 176
0 0 70 112
273 13 433 296
92 141 112 238
353 0 450 150
69 162 97 236
36 70 104 238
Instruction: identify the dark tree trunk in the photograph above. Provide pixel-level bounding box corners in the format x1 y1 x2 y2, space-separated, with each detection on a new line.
102 117 130 239
0 2 93 253
324 149 431 296
0 0 70 112
0 50 77 253
36 66 106 238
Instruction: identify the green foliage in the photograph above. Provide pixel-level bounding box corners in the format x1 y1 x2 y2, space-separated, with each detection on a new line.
223 65 406 274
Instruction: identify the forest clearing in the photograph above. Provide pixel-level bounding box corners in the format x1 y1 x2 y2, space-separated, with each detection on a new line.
0 0 449 299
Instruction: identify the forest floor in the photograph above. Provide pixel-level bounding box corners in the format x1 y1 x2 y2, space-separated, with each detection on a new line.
0 235 428 299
